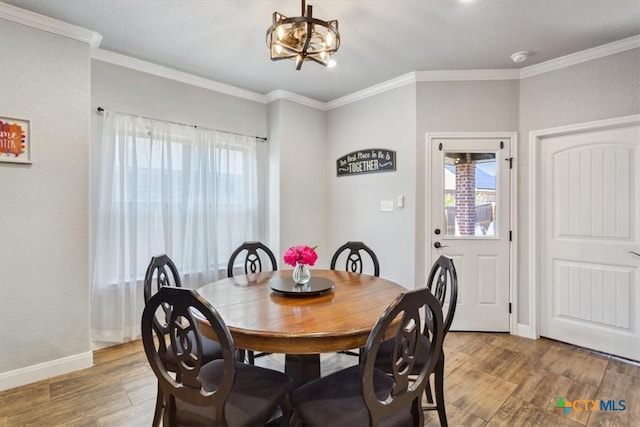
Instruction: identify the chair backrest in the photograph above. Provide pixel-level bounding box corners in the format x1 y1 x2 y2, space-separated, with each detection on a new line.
141 286 236 423
427 255 458 335
330 241 380 277
226 241 278 278
143 255 183 355
361 288 444 426
144 254 182 303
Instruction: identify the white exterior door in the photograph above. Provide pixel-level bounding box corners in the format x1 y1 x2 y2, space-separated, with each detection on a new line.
539 123 640 360
430 137 512 331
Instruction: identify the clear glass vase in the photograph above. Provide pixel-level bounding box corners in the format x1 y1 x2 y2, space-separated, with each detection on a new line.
292 262 311 285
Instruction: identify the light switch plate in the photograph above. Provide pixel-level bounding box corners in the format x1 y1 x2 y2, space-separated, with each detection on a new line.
380 200 394 212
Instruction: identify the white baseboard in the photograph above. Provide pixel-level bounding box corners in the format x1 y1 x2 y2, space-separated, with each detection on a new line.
516 323 537 339
0 351 93 391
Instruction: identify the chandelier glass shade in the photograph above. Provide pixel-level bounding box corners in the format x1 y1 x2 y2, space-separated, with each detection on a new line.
266 0 340 70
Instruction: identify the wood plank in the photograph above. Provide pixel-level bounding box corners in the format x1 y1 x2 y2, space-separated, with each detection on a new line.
0 380 49 417
587 370 640 426
488 396 584 427
536 344 610 387
444 363 518 421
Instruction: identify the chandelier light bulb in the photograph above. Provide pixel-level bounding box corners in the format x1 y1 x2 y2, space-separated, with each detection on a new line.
326 32 334 46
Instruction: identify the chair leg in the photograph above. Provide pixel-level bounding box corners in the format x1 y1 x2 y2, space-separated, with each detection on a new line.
166 394 177 426
248 350 255 365
412 396 425 426
279 393 293 427
424 380 434 404
288 409 303 427
152 382 164 427
434 354 448 427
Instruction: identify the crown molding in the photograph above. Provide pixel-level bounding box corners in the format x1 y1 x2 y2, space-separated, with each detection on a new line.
92 49 266 104
415 69 520 81
0 1 102 48
326 69 520 110
520 35 640 78
265 90 328 111
326 72 417 110
95 50 329 110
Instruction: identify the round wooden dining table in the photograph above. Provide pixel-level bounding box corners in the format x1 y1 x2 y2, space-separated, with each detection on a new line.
196 269 406 386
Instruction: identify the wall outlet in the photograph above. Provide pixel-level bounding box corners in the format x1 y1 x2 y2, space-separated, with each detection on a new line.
380 200 394 212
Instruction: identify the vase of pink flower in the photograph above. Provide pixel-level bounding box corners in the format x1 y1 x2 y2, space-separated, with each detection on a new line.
284 245 318 285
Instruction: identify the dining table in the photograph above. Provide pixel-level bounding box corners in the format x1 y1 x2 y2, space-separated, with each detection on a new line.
196 269 407 387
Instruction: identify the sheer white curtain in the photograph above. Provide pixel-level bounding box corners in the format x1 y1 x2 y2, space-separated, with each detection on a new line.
92 111 258 343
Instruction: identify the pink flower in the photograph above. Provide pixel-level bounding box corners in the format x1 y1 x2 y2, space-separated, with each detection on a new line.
283 245 318 267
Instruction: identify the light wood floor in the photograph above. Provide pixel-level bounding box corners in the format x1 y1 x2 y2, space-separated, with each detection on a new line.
1 332 638 426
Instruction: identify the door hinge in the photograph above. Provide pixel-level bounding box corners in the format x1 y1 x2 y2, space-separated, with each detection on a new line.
509 303 512 314
509 230 513 241
500 140 504 149
505 157 513 169
438 142 443 151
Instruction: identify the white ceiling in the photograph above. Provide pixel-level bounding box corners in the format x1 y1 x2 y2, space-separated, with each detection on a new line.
4 0 640 102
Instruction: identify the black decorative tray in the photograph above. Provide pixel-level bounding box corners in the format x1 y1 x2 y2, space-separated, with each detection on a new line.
269 277 335 297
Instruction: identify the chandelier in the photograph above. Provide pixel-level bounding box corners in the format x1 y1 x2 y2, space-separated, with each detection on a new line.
266 0 340 70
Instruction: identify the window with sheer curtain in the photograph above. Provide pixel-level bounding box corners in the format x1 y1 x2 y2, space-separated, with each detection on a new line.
92 111 260 343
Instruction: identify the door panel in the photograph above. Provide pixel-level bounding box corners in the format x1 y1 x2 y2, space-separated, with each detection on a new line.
478 255 498 304
539 124 640 360
431 138 511 331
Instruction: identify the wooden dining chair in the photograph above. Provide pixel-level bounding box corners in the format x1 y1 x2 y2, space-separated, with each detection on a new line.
226 241 278 364
375 254 458 427
226 241 278 278
290 287 445 427
143 254 224 426
330 241 381 358
330 241 380 277
142 286 293 427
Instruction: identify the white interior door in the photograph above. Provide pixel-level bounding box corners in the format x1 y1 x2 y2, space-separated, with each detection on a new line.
539 124 640 360
431 137 511 331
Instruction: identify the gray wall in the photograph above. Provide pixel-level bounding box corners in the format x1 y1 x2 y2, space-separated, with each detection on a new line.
268 99 329 265
91 60 267 137
327 85 417 287
518 49 640 325
0 20 91 372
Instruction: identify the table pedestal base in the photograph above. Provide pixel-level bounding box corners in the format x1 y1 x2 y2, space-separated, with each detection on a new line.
285 354 321 388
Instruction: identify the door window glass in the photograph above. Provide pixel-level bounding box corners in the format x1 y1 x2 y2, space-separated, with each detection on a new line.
444 152 497 237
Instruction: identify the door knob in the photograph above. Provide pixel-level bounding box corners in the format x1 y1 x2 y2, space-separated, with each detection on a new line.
434 241 449 249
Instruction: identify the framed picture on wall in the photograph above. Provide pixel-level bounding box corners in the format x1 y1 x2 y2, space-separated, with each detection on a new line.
0 116 31 164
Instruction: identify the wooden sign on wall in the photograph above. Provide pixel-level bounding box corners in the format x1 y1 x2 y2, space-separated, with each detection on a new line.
336 149 396 177
0 117 31 164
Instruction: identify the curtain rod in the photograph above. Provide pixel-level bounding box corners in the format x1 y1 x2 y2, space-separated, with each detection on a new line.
96 107 267 142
